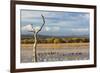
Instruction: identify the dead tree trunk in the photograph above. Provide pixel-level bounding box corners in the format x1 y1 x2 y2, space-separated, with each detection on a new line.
32 14 45 62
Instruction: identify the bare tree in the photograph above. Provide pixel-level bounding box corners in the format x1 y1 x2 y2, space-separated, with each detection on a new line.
30 14 45 62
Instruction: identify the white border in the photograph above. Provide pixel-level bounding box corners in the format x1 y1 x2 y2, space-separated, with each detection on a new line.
16 4 94 69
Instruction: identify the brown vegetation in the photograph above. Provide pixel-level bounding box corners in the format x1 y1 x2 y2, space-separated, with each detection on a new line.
21 43 89 49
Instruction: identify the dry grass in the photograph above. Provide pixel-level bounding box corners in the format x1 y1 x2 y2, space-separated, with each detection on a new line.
21 43 89 49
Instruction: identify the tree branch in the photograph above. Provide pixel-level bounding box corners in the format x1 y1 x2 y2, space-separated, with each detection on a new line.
37 14 45 33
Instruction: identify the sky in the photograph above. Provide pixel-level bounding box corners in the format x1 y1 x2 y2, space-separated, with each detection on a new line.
21 9 90 36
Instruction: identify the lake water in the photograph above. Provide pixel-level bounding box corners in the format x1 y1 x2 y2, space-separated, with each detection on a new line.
21 48 89 63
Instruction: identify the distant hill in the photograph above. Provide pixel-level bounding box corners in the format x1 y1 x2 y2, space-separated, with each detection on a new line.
21 34 89 39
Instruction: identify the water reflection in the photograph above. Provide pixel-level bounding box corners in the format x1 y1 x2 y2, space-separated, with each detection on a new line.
21 48 89 63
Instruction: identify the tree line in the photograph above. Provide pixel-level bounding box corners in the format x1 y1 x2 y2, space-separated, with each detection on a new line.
21 37 89 44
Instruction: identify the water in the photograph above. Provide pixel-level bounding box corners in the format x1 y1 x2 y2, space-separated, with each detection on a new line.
21 48 89 63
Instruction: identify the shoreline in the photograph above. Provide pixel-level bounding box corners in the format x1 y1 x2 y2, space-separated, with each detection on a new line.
21 43 89 49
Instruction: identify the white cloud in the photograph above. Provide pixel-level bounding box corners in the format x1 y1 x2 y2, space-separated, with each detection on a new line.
77 14 89 21
44 26 60 32
21 24 33 31
53 27 60 31
34 26 41 32
45 27 50 31
71 28 89 32
22 24 43 32
21 10 89 36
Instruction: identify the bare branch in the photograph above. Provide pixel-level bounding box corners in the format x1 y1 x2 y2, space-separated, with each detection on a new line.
37 14 45 33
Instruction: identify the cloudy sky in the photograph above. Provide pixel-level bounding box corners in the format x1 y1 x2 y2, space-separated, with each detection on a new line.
21 10 90 36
